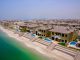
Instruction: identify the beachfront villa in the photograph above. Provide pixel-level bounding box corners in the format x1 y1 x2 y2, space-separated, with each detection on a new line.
49 26 78 43
68 23 80 30
1 21 15 29
18 23 40 34
26 24 39 34
19 25 28 32
35 26 52 37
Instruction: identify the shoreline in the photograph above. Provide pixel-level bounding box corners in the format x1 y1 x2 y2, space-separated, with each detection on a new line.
0 26 74 60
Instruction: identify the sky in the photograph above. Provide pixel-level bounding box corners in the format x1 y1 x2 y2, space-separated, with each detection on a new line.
0 0 80 20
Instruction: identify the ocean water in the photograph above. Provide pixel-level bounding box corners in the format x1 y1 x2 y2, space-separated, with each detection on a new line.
0 30 50 60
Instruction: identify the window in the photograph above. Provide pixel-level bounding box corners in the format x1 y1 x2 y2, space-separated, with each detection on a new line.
55 38 58 41
52 32 54 35
65 34 67 37
58 33 61 36
73 25 75 27
40 34 41 36
62 34 64 37
65 40 67 43
42 30 43 32
44 30 45 32
38 34 39 36
52 37 54 40
55 33 57 35
36 31 37 35
62 40 64 42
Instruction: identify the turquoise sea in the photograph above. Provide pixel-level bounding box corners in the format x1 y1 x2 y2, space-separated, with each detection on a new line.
0 30 50 60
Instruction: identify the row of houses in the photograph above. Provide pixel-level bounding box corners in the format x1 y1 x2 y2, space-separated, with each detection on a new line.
1 20 79 44
12 21 78 44
29 20 80 30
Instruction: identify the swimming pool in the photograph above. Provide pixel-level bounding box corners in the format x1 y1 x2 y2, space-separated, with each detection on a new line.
31 34 36 37
69 41 77 46
44 38 52 43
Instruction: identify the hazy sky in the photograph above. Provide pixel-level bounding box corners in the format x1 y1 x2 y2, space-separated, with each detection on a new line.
0 0 80 20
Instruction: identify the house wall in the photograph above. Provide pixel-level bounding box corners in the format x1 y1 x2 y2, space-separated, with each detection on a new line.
19 26 28 32
36 29 47 37
49 31 77 43
50 32 68 43
69 31 78 41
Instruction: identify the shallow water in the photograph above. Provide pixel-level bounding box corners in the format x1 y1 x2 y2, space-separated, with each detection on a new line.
0 30 50 60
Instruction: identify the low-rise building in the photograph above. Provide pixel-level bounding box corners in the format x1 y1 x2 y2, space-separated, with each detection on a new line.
49 26 78 43
35 26 52 37
18 23 39 33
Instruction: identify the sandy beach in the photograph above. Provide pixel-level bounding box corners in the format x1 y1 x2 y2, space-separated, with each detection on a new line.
0 26 74 60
